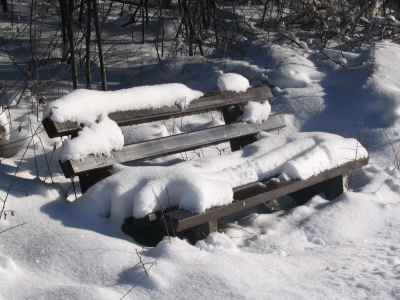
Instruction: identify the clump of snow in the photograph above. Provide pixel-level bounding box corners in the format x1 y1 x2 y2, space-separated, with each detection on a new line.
281 135 365 180
237 101 271 123
283 33 308 50
60 115 124 161
0 110 9 143
217 72 250 92
80 132 367 225
195 233 239 253
43 83 204 124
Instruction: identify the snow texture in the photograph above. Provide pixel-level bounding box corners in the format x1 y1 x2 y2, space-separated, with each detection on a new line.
0 110 9 143
60 115 124 161
46 83 203 161
80 132 367 224
217 72 250 92
3 7 400 299
44 83 204 124
237 101 271 123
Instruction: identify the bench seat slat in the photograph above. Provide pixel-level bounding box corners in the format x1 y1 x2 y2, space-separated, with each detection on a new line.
60 113 286 178
43 85 273 138
162 157 369 232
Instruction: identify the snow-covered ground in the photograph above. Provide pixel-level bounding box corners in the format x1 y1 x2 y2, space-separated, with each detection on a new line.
1 4 400 299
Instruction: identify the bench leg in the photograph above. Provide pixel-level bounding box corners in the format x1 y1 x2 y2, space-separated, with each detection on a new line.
79 168 113 193
179 220 218 244
222 105 259 151
289 174 348 205
122 219 218 247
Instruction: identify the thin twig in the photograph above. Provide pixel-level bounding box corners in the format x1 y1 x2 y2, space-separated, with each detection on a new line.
0 222 27 234
165 185 175 237
151 188 171 243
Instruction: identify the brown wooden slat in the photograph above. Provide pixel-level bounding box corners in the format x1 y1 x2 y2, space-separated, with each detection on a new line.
43 85 273 138
60 114 286 178
162 157 369 232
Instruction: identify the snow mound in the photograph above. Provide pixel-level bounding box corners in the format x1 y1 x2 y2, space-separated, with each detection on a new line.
361 41 400 127
217 72 250 92
265 45 315 88
78 132 368 226
43 83 204 124
0 110 9 144
196 233 239 253
237 101 271 123
60 115 124 161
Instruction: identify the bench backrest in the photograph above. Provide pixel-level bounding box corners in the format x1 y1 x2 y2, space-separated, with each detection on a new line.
42 85 285 192
42 85 273 138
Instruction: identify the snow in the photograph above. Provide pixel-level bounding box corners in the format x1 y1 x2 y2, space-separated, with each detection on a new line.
217 72 250 92
60 115 124 161
43 83 204 124
45 83 203 161
2 4 400 300
79 132 366 223
0 109 9 143
237 101 271 123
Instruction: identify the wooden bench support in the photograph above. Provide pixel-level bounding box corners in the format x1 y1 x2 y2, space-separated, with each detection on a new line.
122 215 217 246
79 168 113 194
222 104 259 151
289 174 347 205
43 85 273 138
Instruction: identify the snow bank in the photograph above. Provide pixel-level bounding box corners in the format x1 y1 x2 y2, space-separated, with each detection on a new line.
264 45 315 89
79 132 367 225
360 41 400 127
43 83 204 124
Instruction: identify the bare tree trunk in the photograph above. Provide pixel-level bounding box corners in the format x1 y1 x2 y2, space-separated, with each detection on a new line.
59 0 68 59
86 0 92 89
61 0 78 89
92 0 107 91
260 0 268 28
183 0 193 56
141 0 145 44
78 0 85 22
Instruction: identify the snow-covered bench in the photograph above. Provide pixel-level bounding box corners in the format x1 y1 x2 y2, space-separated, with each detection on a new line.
43 85 285 192
42 83 368 246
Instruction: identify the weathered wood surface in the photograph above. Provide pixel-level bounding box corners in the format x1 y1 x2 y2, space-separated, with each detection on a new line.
60 113 286 178
42 85 273 138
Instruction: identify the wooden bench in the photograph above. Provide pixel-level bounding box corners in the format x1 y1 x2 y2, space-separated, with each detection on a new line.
42 85 369 246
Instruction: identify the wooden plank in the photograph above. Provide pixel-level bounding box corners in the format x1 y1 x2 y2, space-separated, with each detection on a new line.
162 157 369 232
42 118 82 139
43 85 273 138
60 113 286 178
